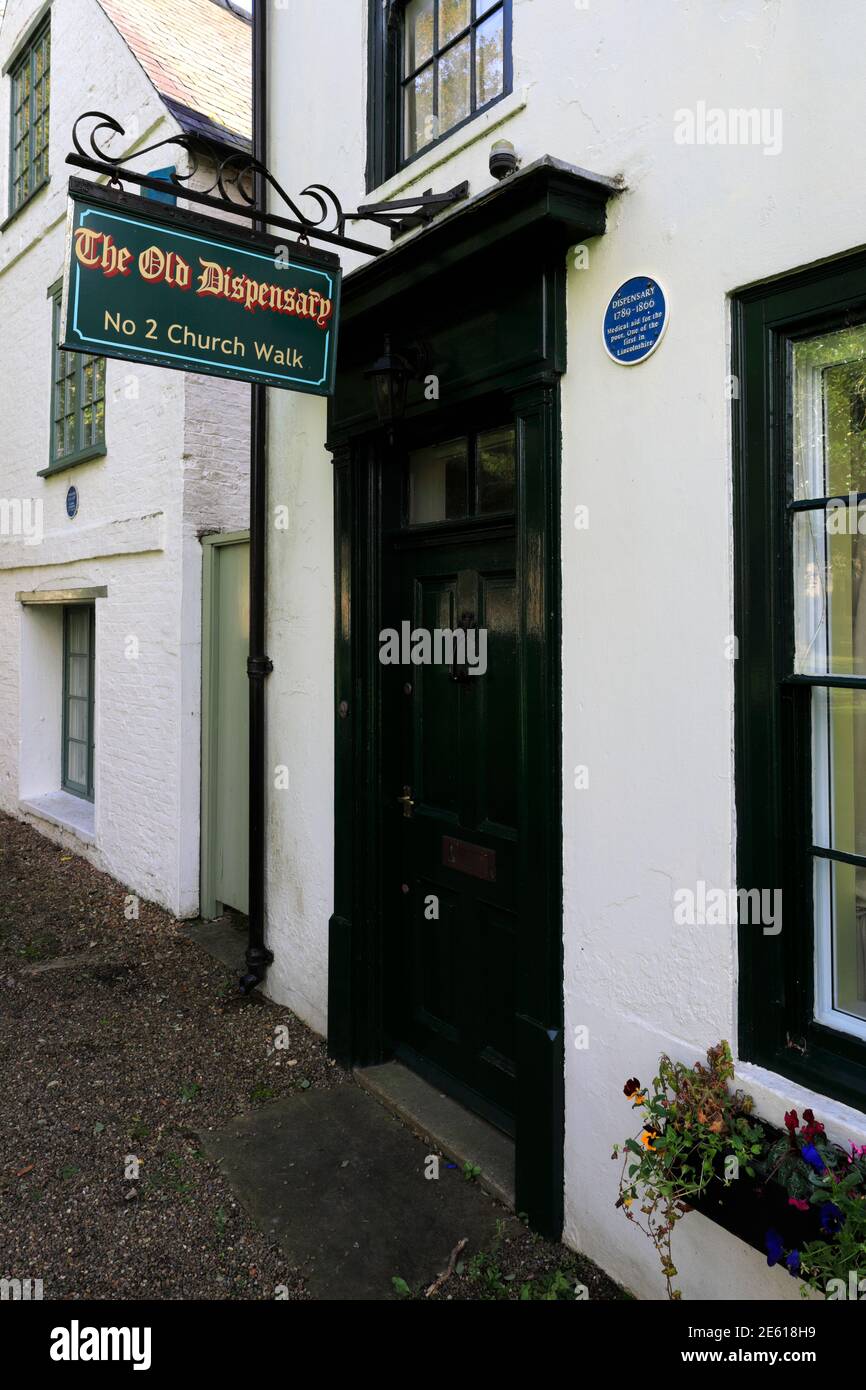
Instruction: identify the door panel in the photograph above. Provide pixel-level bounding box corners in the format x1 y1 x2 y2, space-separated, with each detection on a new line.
384 530 518 1130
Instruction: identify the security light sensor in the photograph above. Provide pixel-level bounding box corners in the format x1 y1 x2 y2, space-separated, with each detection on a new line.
489 140 519 180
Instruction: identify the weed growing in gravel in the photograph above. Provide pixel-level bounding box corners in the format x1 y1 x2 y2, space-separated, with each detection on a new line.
19 935 59 961
465 1248 514 1297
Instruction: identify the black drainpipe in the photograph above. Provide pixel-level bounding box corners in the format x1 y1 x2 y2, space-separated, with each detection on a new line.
240 0 274 993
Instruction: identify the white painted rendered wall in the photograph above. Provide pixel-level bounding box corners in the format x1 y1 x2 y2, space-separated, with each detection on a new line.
0 0 249 915
265 0 866 1297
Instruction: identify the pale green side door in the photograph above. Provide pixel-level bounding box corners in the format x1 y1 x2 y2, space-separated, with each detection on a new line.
201 532 250 917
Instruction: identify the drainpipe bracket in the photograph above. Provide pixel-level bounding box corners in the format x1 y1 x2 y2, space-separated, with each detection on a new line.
247 655 274 679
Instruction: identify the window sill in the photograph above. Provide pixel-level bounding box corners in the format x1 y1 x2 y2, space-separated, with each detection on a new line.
1 177 50 232
38 446 107 478
19 791 95 845
369 87 527 203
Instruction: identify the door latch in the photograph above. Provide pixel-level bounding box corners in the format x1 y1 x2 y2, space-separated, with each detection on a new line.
397 785 414 818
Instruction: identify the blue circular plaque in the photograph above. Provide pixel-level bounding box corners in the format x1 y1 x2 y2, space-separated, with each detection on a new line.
66 485 79 519
602 275 668 365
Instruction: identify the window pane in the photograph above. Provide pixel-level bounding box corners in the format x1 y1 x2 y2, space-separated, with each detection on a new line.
64 606 92 798
404 0 434 74
409 437 468 524
68 698 88 742
404 66 435 156
67 608 89 652
438 34 470 135
477 424 516 513
66 739 88 789
812 687 866 858
476 5 505 106
793 505 866 676
440 0 470 44
9 25 48 211
793 323 866 500
68 654 89 698
814 856 866 1026
50 291 104 463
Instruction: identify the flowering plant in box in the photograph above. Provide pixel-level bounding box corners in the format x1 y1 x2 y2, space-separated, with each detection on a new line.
613 1042 765 1299
760 1109 866 1293
614 1040 866 1299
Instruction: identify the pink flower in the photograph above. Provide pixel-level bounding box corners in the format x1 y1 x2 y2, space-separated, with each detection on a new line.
788 1197 810 1212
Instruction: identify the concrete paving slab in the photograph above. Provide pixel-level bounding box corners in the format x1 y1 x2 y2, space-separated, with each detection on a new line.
356 1061 515 1209
200 1083 514 1300
181 914 248 973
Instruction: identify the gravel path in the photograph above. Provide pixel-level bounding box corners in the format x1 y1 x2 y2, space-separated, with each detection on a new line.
0 813 345 1300
0 812 625 1302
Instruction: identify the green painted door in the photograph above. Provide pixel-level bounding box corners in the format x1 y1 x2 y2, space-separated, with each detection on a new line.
383 528 519 1132
201 533 249 917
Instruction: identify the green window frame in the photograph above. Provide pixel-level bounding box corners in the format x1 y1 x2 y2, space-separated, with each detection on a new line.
8 17 50 216
734 248 866 1115
405 423 516 525
62 605 95 801
43 282 106 474
366 0 512 190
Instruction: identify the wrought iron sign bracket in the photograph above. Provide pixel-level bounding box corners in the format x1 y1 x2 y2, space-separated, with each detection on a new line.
352 182 470 239
66 111 384 257
66 113 470 260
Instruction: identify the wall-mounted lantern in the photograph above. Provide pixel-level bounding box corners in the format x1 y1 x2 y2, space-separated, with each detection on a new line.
365 335 415 440
365 336 431 442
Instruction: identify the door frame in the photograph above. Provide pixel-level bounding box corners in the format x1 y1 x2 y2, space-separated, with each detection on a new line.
325 158 616 1238
329 383 563 1235
200 529 250 920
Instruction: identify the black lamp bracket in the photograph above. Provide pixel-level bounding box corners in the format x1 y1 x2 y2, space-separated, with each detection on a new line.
352 182 470 239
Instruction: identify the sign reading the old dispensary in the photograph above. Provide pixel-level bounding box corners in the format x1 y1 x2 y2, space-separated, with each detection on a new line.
61 178 341 396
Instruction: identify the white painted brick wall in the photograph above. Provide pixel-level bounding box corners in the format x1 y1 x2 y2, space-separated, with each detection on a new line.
0 0 250 916
264 0 866 1300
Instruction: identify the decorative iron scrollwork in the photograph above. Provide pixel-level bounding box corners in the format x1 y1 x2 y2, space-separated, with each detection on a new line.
67 110 470 256
70 110 347 239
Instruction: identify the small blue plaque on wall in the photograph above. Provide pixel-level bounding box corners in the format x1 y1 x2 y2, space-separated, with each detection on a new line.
66 485 79 519
602 276 669 366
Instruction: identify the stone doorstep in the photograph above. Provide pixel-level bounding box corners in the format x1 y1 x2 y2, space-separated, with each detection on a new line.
200 1084 514 1300
355 1060 516 1210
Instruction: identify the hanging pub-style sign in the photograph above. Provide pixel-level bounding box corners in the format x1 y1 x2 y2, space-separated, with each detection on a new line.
60 177 341 396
